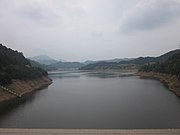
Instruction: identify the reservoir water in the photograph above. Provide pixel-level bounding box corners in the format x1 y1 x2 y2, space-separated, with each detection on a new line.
0 71 180 128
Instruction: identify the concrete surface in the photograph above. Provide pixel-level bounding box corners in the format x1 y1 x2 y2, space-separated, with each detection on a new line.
0 128 180 135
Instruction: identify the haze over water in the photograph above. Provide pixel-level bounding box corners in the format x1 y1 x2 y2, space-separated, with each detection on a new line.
0 71 180 129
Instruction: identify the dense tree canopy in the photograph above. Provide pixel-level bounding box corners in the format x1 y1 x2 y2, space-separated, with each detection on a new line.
139 51 180 79
0 44 48 85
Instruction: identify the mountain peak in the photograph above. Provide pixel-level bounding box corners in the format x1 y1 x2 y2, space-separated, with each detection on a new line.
29 55 58 65
29 55 55 61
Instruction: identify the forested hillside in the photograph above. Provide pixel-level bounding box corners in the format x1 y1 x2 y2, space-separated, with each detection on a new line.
139 51 180 78
0 44 48 85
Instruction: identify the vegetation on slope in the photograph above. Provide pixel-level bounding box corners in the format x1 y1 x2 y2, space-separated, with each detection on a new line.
139 51 180 78
79 61 136 70
0 44 48 85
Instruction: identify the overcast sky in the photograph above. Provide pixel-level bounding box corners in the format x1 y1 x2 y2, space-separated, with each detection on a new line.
0 0 180 61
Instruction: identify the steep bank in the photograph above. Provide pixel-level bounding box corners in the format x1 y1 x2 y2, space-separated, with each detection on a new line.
0 76 52 103
137 72 180 97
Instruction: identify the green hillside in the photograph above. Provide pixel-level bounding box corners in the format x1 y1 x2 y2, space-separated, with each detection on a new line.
0 44 48 85
139 51 180 77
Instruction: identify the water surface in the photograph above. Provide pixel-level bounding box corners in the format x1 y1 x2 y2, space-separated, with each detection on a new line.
0 71 180 128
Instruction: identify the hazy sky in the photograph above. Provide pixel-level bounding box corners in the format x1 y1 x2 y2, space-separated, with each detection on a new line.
0 0 180 61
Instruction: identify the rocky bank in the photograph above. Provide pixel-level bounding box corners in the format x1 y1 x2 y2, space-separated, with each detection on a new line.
0 76 52 103
137 72 180 97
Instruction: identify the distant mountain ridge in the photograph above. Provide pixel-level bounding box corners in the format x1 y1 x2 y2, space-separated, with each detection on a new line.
47 61 84 70
29 59 85 71
29 49 179 71
29 55 58 65
83 58 133 65
80 49 180 70
29 56 133 71
31 59 133 71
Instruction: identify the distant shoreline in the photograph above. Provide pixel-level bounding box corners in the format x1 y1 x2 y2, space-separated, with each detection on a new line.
137 72 180 97
0 76 52 103
79 69 138 73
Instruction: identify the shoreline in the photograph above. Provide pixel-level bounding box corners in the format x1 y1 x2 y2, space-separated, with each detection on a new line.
136 72 180 97
0 76 52 103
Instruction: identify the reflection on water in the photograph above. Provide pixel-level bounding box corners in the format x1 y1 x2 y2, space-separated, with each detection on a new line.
49 71 136 79
86 72 135 78
0 88 48 121
0 71 180 129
